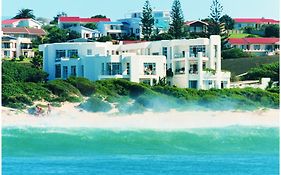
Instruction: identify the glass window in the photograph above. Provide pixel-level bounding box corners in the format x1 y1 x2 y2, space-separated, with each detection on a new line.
254 45 260 50
55 64 61 78
56 50 66 58
2 43 10 48
189 45 206 57
81 65 84 77
144 63 156 75
71 66 76 76
87 49 92 55
189 80 198 89
101 63 105 75
106 63 122 75
67 49 78 58
62 66 68 79
126 63 130 75
162 47 168 59
189 63 198 74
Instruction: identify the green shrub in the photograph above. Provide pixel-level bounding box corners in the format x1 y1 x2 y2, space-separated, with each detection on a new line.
80 95 112 112
243 62 279 81
222 48 252 59
66 77 96 96
45 79 81 99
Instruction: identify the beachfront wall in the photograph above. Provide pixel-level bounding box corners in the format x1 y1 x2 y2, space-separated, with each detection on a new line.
39 35 231 89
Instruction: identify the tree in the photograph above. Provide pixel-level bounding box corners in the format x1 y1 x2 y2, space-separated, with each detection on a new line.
83 23 97 30
210 0 223 23
169 0 185 39
264 24 279 37
150 33 173 41
91 15 107 18
219 15 234 30
31 51 43 69
97 36 112 42
50 12 67 24
141 0 154 40
42 26 80 43
13 8 35 19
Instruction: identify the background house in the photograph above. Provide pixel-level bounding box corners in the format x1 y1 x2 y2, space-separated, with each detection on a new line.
227 37 280 56
233 18 279 30
185 20 209 33
2 18 43 29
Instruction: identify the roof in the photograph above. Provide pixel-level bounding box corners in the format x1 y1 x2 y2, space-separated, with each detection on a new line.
185 20 209 26
2 18 25 24
234 18 279 24
2 27 46 36
228 38 279 45
59 16 111 23
123 40 147 45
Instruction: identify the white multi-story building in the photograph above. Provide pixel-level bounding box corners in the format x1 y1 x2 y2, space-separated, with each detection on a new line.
39 35 231 89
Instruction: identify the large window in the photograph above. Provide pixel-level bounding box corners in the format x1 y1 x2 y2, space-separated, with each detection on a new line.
189 80 198 89
67 49 78 58
2 43 10 48
81 65 84 77
189 45 206 57
62 66 68 79
55 64 61 78
126 63 130 75
144 63 156 75
71 66 77 76
189 63 198 74
106 63 122 75
162 47 168 59
56 50 66 59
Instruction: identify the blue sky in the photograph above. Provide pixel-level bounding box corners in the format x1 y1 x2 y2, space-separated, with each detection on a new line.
2 0 280 21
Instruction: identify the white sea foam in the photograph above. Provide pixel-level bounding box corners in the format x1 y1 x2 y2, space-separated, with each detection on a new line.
1 103 279 130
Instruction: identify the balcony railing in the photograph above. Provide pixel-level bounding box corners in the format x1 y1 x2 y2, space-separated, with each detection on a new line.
175 68 185 75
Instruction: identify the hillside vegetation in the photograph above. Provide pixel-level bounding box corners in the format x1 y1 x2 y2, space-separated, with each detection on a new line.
2 61 279 112
222 56 279 75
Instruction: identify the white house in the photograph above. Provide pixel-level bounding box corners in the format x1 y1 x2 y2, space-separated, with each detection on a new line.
2 35 34 58
58 16 111 29
39 35 230 89
96 22 126 39
2 18 43 29
227 37 280 56
233 18 279 30
69 26 102 39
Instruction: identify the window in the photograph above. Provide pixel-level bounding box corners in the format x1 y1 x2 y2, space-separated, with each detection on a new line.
214 45 218 58
136 28 140 34
144 63 156 75
63 66 68 79
203 62 206 70
189 45 206 57
106 63 122 75
126 63 130 75
152 52 159 55
67 49 78 58
101 63 105 75
162 47 168 59
189 80 198 89
71 66 76 76
2 43 10 48
189 63 198 74
81 65 84 77
55 64 61 78
3 51 9 57
254 45 260 50
87 49 92 55
56 50 66 59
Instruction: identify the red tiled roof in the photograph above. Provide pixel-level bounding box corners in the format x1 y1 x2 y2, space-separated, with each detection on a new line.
2 27 46 36
2 18 31 25
228 38 279 45
123 40 147 45
234 18 279 24
59 16 111 23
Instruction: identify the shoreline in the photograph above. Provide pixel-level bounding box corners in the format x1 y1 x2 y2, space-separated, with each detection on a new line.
2 102 279 130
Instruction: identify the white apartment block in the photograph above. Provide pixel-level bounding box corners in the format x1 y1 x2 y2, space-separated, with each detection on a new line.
39 35 231 89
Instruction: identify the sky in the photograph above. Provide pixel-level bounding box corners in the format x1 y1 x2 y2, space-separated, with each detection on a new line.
2 0 280 21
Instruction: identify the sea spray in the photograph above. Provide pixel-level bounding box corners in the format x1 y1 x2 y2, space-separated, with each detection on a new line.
3 127 279 157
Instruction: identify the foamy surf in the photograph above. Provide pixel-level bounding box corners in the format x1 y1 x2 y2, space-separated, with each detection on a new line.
2 103 279 130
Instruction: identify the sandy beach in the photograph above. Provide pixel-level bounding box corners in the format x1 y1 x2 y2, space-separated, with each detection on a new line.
2 102 279 129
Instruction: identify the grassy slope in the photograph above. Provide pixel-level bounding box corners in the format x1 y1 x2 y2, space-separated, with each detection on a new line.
222 56 279 75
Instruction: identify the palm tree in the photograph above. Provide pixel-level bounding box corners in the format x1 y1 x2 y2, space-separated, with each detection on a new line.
13 8 35 19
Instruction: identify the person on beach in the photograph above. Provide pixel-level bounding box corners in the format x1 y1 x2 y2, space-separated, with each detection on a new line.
35 105 40 116
47 104 52 115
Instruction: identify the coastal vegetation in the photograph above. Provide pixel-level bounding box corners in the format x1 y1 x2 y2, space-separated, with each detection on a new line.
2 61 279 112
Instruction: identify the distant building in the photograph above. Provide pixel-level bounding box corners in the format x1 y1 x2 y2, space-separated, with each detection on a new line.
2 18 43 29
68 26 102 39
185 20 209 33
118 10 171 39
2 35 34 58
2 27 46 40
96 21 126 39
233 18 279 30
39 35 230 89
227 37 280 56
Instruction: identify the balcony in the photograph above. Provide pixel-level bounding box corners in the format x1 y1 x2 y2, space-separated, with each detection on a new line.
174 53 185 59
175 67 185 75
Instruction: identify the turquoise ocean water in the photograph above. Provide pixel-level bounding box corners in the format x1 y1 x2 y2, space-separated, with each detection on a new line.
2 127 279 174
